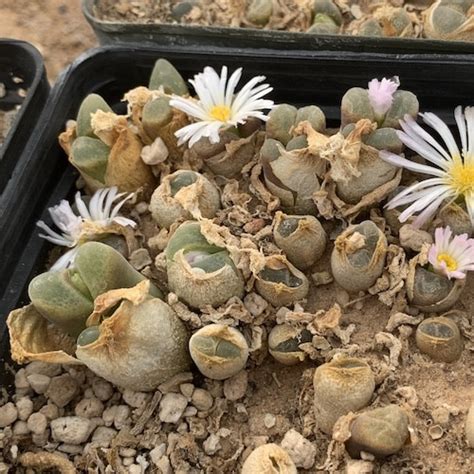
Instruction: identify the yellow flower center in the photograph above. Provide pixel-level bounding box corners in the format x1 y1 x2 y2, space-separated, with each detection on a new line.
437 253 457 271
209 105 231 122
448 158 474 195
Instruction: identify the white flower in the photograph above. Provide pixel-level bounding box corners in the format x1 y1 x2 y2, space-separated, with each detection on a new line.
368 76 400 119
428 226 474 279
169 66 274 147
37 187 136 271
380 106 474 228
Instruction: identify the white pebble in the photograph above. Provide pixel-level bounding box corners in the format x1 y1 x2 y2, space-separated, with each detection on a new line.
26 374 51 394
122 457 134 467
75 398 104 418
122 389 151 408
159 393 188 424
92 379 114 401
264 413 276 428
203 433 221 455
223 371 248 401
51 416 94 444
184 406 198 417
27 412 48 435
15 397 33 421
180 383 195 400
114 405 131 430
91 426 117 448
14 369 30 393
155 456 172 474
281 429 316 469
120 447 137 457
191 389 213 411
0 402 18 428
150 443 167 465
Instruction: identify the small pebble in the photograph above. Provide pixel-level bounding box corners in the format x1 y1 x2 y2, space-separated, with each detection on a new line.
39 403 60 420
122 457 134 467
122 389 151 408
120 447 137 457
191 389 213 411
114 405 131 430
27 412 48 435
180 383 195 400
26 374 51 394
25 361 62 377
264 413 276 428
12 420 30 436
0 402 18 428
46 374 78 408
92 378 114 401
155 456 172 474
75 398 104 418
32 430 50 447
150 443 167 465
184 406 198 417
281 428 316 469
135 202 149 214
203 433 221 455
51 416 94 444
159 393 188 423
428 424 444 440
14 369 30 392
91 426 117 448
223 371 248 401
16 397 34 421
58 443 84 455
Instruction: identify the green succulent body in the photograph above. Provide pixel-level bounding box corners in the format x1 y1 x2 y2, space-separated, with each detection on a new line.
29 242 162 338
148 58 188 96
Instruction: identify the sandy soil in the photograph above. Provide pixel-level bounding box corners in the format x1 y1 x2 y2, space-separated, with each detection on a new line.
0 0 96 81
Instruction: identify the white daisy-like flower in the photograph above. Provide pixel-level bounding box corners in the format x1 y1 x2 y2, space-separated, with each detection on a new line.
37 187 136 271
380 106 474 228
428 226 474 279
368 76 400 119
169 66 274 147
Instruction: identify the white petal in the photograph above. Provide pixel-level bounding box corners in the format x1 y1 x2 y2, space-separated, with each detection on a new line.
379 150 447 178
421 111 461 160
225 68 242 106
50 248 79 271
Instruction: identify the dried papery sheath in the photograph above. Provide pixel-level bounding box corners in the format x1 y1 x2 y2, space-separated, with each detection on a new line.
170 65 274 147
381 106 474 229
37 187 136 271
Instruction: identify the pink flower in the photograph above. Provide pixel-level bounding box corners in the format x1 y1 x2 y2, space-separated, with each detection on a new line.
368 76 400 118
427 226 474 279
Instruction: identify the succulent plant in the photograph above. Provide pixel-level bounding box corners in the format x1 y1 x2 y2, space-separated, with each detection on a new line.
407 266 465 313
76 94 113 138
76 286 190 391
28 242 162 337
341 79 419 129
255 255 309 307
247 0 273 26
415 316 463 363
189 324 249 380
165 221 245 308
331 221 387 293
273 212 327 270
148 58 189 96
313 355 375 434
241 444 297 474
424 0 474 42
150 170 221 228
268 324 313 365
346 405 410 458
308 0 342 35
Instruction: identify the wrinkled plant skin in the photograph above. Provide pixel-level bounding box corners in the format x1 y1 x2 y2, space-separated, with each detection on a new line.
313 355 375 434
346 405 410 458
273 212 327 270
407 265 465 313
415 316 463 363
331 221 387 293
189 324 249 380
29 242 162 337
150 170 221 228
268 324 313 365
165 221 245 308
255 254 309 307
76 287 190 391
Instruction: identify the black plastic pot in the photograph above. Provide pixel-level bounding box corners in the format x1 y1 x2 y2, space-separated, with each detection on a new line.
1 44 474 385
82 0 474 54
0 40 49 193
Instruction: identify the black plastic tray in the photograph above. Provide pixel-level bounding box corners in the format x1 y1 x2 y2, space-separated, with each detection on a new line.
1 44 474 384
0 39 49 193
83 0 474 54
